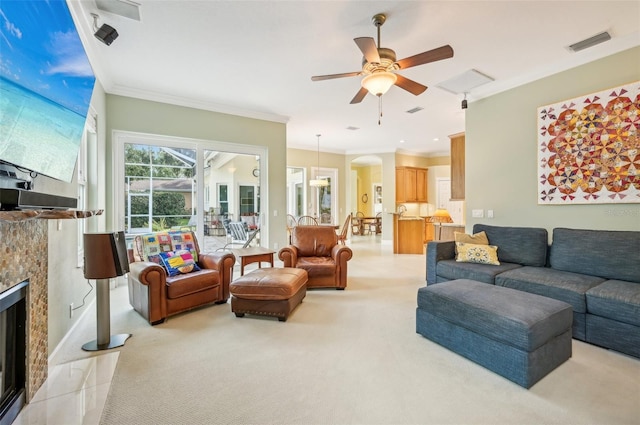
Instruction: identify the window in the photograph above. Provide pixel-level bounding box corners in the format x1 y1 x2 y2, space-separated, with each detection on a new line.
124 144 196 233
218 184 228 215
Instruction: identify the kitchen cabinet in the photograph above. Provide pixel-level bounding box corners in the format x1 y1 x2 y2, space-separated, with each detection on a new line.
392 213 425 254
396 167 428 203
450 132 465 200
424 222 435 243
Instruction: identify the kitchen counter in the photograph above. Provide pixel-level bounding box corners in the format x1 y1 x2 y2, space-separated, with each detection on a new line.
391 213 425 254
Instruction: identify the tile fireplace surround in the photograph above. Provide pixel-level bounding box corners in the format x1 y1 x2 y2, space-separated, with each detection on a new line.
0 220 48 402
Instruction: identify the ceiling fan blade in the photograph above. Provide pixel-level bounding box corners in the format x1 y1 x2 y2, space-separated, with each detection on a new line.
394 74 428 96
354 37 381 64
396 45 454 69
350 87 369 104
311 71 362 81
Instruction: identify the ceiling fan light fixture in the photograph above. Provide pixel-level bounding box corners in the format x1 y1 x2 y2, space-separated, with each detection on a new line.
362 72 397 96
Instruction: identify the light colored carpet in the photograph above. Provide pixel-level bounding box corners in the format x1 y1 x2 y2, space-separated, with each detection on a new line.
53 238 640 424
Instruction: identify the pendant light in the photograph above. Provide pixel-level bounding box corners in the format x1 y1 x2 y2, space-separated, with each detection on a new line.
309 134 329 187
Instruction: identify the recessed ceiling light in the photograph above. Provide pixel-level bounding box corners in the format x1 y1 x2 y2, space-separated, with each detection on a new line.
400 140 405 143
433 138 439 142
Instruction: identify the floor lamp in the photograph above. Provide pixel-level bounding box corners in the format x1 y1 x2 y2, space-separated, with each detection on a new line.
427 209 453 240
82 232 131 351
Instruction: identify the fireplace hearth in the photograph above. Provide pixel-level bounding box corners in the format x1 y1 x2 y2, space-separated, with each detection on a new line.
0 280 27 425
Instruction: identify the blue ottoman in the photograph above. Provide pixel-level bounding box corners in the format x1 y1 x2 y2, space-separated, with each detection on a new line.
416 279 573 388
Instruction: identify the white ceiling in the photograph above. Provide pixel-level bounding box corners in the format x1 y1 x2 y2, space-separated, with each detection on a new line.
69 0 640 157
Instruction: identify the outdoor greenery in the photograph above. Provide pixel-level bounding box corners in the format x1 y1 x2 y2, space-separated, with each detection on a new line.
125 144 195 232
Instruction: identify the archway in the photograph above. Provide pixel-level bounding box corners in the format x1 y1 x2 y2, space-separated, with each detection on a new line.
350 155 383 238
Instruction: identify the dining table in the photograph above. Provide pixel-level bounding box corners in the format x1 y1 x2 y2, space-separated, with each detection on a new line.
354 216 380 235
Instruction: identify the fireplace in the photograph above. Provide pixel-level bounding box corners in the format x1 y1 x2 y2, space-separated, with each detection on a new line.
0 280 27 425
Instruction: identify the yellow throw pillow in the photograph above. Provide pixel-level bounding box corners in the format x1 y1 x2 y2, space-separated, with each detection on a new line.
456 242 500 265
454 231 489 245
454 231 489 254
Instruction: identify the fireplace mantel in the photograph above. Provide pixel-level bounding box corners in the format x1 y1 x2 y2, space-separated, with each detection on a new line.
0 209 103 222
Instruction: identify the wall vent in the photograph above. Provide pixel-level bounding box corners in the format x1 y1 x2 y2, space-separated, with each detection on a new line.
567 31 611 52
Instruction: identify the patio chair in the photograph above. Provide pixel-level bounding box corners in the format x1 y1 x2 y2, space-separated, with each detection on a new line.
222 221 259 249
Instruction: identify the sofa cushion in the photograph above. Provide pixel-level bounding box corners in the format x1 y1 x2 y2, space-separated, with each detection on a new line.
436 259 521 284
473 224 548 267
455 242 500 265
296 257 336 277
496 266 605 313
586 280 640 327
166 269 219 299
291 225 337 257
550 228 640 283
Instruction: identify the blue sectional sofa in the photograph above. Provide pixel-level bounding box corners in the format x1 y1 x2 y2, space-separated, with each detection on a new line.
426 224 640 358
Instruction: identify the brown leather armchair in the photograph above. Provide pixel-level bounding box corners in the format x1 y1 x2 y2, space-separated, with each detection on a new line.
278 225 353 289
128 231 236 325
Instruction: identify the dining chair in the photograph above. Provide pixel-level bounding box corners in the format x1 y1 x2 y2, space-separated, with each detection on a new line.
297 215 318 225
337 213 351 245
368 212 382 235
355 211 369 235
351 214 361 235
286 214 297 242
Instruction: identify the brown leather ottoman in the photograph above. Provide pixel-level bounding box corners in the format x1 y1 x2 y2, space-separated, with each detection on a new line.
229 268 308 321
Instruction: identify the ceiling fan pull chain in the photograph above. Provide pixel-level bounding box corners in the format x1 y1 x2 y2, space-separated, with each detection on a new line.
378 95 383 125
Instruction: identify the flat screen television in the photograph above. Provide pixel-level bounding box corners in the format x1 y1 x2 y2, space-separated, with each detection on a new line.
0 0 96 183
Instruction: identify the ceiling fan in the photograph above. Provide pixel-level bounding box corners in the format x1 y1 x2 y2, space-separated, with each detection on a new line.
311 13 454 105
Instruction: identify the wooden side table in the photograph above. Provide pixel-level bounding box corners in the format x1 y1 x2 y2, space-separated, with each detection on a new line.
230 246 276 276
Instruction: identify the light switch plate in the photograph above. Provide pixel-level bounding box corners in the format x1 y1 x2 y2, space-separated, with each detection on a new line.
472 209 484 218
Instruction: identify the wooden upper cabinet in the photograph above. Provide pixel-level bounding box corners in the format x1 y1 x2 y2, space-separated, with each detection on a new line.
395 167 406 203
396 166 428 203
416 168 428 202
450 132 465 200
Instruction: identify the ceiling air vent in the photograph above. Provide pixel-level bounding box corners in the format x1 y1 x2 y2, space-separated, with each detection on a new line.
437 69 494 95
567 31 611 52
346 126 360 131
406 107 424 114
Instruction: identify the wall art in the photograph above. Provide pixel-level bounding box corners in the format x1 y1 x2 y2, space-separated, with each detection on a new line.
537 81 639 204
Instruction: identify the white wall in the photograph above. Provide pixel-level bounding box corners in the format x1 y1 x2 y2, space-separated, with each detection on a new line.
47 80 108 354
466 47 640 235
